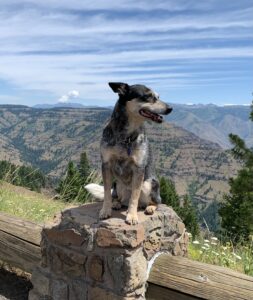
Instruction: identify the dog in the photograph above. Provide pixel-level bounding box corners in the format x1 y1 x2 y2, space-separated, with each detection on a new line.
85 82 172 224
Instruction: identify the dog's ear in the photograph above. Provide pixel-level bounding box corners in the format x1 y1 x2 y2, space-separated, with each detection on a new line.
108 82 129 96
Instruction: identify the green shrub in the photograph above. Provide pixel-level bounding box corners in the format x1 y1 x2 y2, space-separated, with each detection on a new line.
56 151 101 203
0 160 45 192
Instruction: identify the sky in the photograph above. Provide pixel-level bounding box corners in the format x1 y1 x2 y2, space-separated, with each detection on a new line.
0 0 253 107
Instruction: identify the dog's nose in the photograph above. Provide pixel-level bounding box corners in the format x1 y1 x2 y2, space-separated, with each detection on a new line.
165 106 173 114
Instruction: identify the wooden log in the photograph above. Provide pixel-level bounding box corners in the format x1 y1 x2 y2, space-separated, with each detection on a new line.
146 283 203 300
0 212 42 245
148 254 253 300
0 230 41 273
0 212 42 273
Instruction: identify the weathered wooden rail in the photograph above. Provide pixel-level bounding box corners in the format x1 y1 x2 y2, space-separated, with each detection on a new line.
0 212 253 299
147 254 253 300
0 212 42 273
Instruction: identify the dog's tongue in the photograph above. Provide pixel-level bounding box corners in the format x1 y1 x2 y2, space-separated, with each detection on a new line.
140 109 163 123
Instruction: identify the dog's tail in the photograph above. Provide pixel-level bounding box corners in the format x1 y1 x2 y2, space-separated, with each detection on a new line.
85 183 104 201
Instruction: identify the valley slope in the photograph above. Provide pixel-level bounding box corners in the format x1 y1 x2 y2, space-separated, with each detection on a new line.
168 104 252 148
0 105 241 212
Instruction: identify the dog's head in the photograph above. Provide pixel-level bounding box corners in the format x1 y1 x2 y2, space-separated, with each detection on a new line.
109 82 172 123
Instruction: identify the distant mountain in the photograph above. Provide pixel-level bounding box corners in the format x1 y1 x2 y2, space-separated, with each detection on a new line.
33 103 57 109
0 105 241 216
33 102 97 109
33 102 252 148
168 104 252 148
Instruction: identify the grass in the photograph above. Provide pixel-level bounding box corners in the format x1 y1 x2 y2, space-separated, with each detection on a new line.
188 234 253 276
57 169 101 203
0 181 71 223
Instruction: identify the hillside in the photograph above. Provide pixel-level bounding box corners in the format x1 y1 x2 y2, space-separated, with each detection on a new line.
0 181 68 223
168 104 253 149
0 105 241 213
31 102 253 149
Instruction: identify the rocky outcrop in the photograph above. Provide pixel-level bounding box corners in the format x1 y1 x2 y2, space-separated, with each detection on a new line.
29 203 188 300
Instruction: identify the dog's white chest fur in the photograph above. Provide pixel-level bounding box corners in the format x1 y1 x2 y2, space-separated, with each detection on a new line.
101 134 148 168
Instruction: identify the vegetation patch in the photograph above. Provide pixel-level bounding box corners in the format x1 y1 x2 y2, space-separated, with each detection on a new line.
0 182 69 223
189 235 253 276
0 160 46 192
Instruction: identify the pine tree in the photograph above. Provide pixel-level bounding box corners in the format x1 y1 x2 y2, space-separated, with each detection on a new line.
79 151 91 180
219 102 253 241
0 160 45 191
159 176 199 238
179 195 199 239
56 161 84 202
159 176 180 209
56 152 99 203
201 199 221 232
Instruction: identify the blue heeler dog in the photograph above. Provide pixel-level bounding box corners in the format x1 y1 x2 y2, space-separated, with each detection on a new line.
85 82 173 224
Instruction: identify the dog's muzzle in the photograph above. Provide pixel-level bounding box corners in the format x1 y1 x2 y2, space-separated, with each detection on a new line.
139 106 173 123
139 109 163 123
165 107 173 114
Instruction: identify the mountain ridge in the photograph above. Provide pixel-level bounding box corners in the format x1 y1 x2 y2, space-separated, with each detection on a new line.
30 102 252 149
0 105 241 215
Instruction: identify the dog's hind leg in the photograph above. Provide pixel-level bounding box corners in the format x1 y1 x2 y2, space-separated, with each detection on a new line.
99 162 113 219
126 170 144 225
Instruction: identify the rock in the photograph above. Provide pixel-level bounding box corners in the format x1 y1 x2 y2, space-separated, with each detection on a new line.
69 279 87 300
29 202 188 300
44 228 85 247
30 267 51 296
49 245 86 277
87 286 124 300
123 248 147 294
28 290 42 300
88 255 104 282
51 279 68 300
96 228 123 247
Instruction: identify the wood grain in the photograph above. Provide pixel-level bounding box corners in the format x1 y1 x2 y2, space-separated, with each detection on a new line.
148 254 253 300
0 212 42 245
146 283 204 300
0 212 42 273
0 231 41 273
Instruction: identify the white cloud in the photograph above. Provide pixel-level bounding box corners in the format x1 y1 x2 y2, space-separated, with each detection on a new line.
58 90 80 103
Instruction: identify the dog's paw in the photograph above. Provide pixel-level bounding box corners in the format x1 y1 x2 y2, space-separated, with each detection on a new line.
125 212 139 225
145 205 157 215
99 207 112 219
112 201 122 210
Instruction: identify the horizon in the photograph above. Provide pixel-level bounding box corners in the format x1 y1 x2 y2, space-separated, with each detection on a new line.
1 101 251 108
0 1 253 107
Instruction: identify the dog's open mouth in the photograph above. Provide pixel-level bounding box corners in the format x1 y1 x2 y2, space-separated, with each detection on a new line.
139 109 163 123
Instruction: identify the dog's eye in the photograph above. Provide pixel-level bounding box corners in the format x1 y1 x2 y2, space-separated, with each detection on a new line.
141 95 150 102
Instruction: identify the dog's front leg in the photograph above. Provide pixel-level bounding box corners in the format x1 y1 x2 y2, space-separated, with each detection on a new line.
126 169 144 225
99 162 112 219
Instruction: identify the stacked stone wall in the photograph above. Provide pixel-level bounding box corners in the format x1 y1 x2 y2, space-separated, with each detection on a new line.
29 203 188 300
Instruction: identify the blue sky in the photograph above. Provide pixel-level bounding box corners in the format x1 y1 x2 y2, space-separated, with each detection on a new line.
0 0 252 106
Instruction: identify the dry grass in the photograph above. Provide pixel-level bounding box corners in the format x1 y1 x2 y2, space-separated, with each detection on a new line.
0 181 73 223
